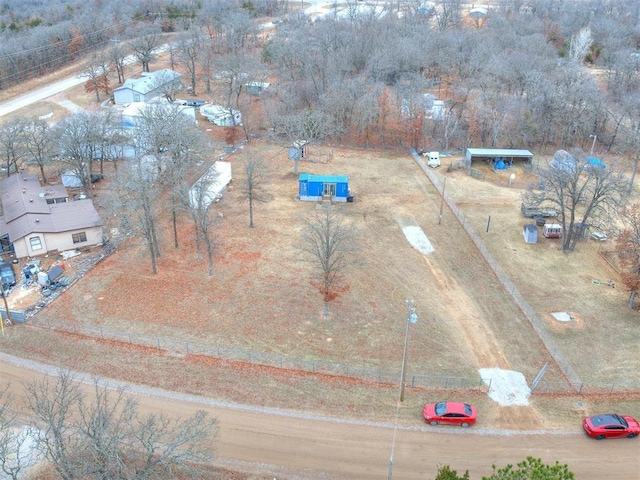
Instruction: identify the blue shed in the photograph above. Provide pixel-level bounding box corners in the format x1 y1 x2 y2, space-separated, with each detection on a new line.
299 174 350 203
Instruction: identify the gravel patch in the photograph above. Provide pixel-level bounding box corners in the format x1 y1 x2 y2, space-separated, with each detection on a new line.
479 368 531 406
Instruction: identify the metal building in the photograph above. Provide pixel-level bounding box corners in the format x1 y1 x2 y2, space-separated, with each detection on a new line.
298 174 350 203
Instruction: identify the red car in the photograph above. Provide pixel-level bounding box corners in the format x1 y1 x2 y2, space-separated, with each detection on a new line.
423 401 477 427
582 414 640 440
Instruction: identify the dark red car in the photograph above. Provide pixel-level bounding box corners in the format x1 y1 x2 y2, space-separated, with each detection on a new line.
423 401 477 427
582 414 640 440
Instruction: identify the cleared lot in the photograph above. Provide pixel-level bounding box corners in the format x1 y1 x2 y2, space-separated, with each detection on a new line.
1 140 637 432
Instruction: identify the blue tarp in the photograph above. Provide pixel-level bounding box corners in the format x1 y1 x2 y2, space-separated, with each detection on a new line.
586 157 606 168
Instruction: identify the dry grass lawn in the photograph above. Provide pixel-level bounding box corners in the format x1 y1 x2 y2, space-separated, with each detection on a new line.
1 54 639 434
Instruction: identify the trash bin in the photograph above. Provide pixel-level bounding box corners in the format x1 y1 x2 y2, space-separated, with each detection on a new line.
347 195 354 203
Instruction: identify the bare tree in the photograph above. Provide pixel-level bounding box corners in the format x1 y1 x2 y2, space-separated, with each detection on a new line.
615 204 640 309
0 118 28 177
187 163 223 277
524 149 628 252
55 111 115 192
128 409 215 478
0 384 39 480
82 53 111 103
269 109 335 173
239 155 270 228
76 381 136 478
151 70 183 103
434 0 463 31
23 118 56 183
298 206 359 316
116 156 163 274
108 40 129 85
568 27 593 63
176 29 203 96
129 29 159 73
22 372 218 479
136 102 204 249
25 371 84 480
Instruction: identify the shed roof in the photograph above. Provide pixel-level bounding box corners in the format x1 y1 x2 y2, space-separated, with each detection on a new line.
299 174 349 183
466 148 533 159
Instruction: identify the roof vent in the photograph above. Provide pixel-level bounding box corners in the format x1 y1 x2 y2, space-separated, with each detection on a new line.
29 198 33 202
35 219 40 222
22 188 26 193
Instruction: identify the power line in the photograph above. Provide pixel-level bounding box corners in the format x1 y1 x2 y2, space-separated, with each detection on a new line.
0 17 141 61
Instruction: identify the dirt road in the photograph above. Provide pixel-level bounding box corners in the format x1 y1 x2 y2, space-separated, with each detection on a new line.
2 354 637 479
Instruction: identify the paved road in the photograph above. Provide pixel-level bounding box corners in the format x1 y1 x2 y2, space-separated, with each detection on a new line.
0 76 87 117
0 48 169 118
1 352 637 479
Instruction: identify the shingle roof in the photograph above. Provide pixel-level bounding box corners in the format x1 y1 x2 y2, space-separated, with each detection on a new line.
0 173 103 241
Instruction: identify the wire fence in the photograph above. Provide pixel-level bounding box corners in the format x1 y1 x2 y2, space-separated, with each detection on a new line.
32 317 488 392
19 151 636 395
411 150 615 394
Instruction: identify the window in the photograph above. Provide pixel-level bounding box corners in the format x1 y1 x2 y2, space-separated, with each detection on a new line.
72 232 87 244
30 236 42 251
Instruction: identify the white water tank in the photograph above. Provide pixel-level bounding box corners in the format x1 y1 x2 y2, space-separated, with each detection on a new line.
37 271 49 287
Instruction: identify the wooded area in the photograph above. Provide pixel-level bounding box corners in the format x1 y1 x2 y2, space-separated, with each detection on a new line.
0 0 639 156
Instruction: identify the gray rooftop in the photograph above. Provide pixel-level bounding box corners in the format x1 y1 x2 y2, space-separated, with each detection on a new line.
0 173 103 241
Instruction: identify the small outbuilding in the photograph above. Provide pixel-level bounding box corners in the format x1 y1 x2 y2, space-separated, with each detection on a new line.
289 140 308 161
523 224 538 244
543 224 562 238
61 171 83 188
550 149 576 173
465 148 533 166
245 82 270 95
299 174 350 203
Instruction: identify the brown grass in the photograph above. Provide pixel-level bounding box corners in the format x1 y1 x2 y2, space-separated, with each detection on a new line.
2 56 639 436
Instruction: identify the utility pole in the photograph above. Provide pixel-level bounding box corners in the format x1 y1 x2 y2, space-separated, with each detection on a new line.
399 300 418 403
589 134 597 156
1 280 12 335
